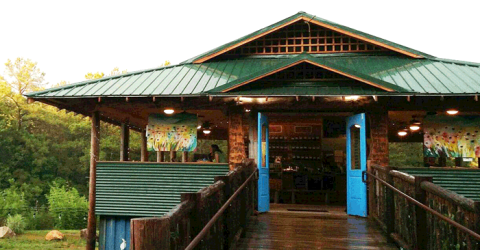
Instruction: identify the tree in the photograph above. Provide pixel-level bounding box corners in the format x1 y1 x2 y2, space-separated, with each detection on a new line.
0 58 46 129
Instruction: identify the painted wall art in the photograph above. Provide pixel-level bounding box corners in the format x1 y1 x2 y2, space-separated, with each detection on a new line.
423 115 480 158
146 113 197 152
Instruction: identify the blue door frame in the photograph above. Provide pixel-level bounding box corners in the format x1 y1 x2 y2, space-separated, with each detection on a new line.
257 112 269 212
346 113 367 217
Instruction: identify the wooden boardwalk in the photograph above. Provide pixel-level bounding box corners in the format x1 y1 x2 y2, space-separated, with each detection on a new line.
236 204 398 250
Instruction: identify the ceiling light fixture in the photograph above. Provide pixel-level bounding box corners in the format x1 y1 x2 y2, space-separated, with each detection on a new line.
354 124 361 128
398 130 408 137
344 96 360 101
446 109 459 115
164 108 174 115
409 116 421 131
203 129 211 135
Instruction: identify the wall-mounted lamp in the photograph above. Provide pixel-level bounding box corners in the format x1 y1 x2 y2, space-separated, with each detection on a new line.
354 124 361 128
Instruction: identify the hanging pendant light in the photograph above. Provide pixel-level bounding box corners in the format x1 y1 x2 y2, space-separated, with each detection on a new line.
398 130 408 137
398 124 408 137
202 121 212 135
409 116 421 131
164 108 175 115
446 109 459 115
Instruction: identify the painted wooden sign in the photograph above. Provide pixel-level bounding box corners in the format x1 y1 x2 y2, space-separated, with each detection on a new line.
146 113 197 152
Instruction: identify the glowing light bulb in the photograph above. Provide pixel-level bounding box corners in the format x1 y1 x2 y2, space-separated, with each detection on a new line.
446 109 459 115
203 129 211 135
398 131 408 136
164 108 174 115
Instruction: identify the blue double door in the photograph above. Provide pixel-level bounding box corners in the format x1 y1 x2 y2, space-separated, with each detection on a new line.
256 112 367 217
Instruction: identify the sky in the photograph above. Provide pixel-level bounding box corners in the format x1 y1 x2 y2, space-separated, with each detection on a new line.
1 0 480 88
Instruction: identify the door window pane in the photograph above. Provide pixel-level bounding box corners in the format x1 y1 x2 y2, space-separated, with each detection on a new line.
350 125 361 170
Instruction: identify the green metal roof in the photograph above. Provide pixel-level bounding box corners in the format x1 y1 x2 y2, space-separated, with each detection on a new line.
25 12 480 98
95 162 230 217
183 11 432 63
26 54 480 98
401 168 480 201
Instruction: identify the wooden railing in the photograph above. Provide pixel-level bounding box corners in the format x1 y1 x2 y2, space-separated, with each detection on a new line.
130 159 257 250
369 165 480 250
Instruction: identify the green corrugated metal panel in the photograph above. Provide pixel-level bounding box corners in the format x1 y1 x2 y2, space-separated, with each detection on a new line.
182 11 431 64
400 168 480 201
95 162 229 217
25 55 480 98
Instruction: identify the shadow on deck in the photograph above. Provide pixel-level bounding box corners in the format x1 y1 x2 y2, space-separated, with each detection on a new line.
236 204 398 250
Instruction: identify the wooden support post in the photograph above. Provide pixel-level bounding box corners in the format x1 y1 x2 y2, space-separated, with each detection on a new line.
170 151 176 162
120 122 129 161
182 152 188 162
141 130 148 162
414 175 432 249
385 167 395 241
157 151 164 162
87 111 100 250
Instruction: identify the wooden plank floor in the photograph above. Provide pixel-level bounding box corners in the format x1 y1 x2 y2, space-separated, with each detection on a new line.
235 204 398 250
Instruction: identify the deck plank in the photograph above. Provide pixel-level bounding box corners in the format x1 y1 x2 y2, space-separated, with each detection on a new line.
236 204 398 250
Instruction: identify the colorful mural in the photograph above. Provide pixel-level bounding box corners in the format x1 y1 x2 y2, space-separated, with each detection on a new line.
423 115 480 158
146 113 197 152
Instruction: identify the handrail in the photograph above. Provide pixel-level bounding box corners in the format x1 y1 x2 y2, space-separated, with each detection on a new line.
365 171 480 241
185 168 258 250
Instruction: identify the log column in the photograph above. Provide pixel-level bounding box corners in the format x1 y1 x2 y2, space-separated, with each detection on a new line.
228 111 246 170
120 122 129 161
87 111 100 250
368 110 389 167
141 129 148 162
157 151 164 162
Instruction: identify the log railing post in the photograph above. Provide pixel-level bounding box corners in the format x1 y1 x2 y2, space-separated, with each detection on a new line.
474 201 480 247
385 166 395 240
181 192 202 247
414 175 432 249
87 111 100 250
215 176 231 249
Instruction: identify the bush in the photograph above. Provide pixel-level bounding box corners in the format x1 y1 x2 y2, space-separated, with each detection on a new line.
0 179 29 221
6 214 26 234
25 207 55 230
47 182 88 229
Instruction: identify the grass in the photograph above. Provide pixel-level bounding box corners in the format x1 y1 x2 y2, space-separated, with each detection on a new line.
0 230 88 250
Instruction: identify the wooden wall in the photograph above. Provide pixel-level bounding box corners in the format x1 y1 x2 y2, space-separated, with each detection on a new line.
368 110 389 166
228 112 246 170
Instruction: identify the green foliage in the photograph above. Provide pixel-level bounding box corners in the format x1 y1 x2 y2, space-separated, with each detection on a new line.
389 142 424 168
6 214 27 234
0 179 29 220
46 182 88 230
0 230 86 249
